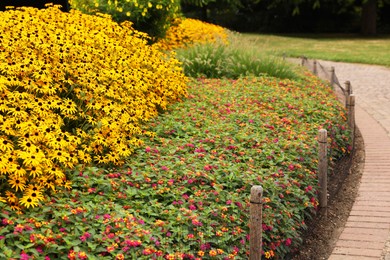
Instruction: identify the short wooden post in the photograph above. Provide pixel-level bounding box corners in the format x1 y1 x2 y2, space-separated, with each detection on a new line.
344 81 351 107
282 52 286 61
318 129 328 209
347 94 356 136
250 185 263 260
330 66 335 86
301 56 305 66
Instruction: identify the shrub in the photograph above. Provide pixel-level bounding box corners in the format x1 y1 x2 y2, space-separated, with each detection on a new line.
154 17 229 51
68 0 181 41
0 5 187 210
175 39 300 80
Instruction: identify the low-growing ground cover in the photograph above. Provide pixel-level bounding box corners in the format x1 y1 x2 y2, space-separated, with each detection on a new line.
0 74 351 259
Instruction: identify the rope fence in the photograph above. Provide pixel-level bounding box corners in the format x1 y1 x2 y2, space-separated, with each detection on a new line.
249 56 358 259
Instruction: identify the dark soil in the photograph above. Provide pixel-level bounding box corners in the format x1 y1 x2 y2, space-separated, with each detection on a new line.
290 127 365 260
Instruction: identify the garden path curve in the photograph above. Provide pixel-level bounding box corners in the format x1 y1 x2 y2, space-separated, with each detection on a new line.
300 60 390 260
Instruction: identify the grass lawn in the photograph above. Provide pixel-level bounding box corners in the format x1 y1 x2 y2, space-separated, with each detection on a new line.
241 33 390 67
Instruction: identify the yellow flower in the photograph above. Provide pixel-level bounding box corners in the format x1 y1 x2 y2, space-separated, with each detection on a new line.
0 5 187 206
8 176 26 192
155 18 229 51
0 136 13 152
19 194 40 208
63 180 72 190
9 201 21 211
209 250 217 257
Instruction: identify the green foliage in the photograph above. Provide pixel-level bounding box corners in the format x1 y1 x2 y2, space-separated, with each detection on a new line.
0 74 351 259
69 0 182 41
175 34 300 80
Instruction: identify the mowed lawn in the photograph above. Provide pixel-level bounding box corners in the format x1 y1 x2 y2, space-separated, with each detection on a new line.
241 33 390 66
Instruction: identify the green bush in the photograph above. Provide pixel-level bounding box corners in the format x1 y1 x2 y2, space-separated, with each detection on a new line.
69 0 181 42
175 34 300 80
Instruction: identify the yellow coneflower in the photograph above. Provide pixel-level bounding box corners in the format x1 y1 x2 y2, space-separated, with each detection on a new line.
8 175 26 192
19 194 40 208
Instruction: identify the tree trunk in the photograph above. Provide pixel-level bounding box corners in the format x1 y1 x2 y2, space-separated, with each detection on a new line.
361 0 377 35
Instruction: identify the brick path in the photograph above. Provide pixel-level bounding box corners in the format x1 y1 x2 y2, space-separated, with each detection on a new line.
305 60 390 260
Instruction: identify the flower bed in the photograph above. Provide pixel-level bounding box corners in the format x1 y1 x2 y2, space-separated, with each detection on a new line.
0 5 187 209
155 18 229 51
0 75 351 259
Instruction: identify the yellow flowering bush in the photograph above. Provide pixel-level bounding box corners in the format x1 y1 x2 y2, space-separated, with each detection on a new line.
155 18 229 51
0 5 187 210
69 0 181 41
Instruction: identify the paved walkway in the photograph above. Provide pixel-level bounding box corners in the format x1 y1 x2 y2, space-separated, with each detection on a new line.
301 60 390 260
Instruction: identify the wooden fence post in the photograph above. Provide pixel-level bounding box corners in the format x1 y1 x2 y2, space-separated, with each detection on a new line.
301 56 305 66
347 94 356 138
313 60 318 76
250 185 263 260
330 66 335 86
344 81 351 108
318 129 328 209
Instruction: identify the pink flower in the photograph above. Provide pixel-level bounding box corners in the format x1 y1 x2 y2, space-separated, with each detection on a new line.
204 165 212 171
305 185 313 193
20 252 30 260
125 239 142 247
192 219 203 226
285 238 292 246
80 232 91 242
189 204 197 210
161 166 168 171
235 202 243 208
14 224 24 233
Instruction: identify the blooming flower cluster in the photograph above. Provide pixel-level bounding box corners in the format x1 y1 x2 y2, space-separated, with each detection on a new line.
155 18 229 51
0 75 351 258
0 5 187 209
69 0 181 41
